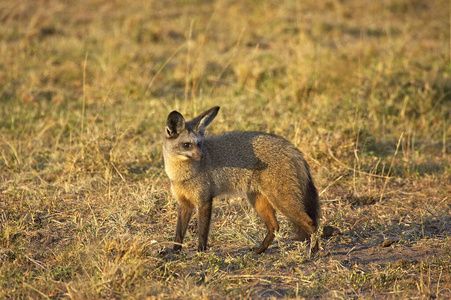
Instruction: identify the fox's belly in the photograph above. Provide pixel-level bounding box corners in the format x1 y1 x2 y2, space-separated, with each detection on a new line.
209 167 258 197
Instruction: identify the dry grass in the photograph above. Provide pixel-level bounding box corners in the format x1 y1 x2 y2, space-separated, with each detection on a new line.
1 0 450 298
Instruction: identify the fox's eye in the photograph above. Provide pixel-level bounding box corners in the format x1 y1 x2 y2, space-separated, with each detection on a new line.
182 142 191 149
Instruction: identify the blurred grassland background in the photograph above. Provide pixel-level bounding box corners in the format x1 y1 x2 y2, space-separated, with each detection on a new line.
0 0 450 298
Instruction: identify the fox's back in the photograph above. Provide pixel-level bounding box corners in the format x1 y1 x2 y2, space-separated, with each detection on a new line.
203 132 312 196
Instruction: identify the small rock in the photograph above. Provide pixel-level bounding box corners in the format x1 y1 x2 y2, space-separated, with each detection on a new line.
381 239 397 247
321 225 341 238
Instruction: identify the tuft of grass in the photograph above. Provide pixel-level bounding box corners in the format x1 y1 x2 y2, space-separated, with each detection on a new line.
1 0 450 298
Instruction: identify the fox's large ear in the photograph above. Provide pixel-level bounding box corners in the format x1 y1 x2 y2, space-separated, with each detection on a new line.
189 106 220 136
165 111 185 138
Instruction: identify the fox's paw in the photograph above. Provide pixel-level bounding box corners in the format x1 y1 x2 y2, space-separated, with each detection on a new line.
251 246 265 255
197 244 208 252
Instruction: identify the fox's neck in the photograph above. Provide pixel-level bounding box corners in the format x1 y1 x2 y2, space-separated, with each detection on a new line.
164 154 202 182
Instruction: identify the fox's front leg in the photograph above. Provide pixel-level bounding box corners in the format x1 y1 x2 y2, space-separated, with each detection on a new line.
197 200 213 251
174 200 194 252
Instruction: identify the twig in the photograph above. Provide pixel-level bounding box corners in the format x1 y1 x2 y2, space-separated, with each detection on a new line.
144 43 186 97
81 52 88 139
379 132 404 202
327 147 389 179
23 283 50 300
24 254 46 270
319 175 343 196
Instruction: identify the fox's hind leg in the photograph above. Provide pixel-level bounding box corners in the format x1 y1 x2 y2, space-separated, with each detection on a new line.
267 192 319 257
248 193 279 254
262 192 317 239
291 220 320 258
280 205 316 237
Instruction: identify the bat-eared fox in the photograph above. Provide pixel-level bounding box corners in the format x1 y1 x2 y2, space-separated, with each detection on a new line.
163 106 319 254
